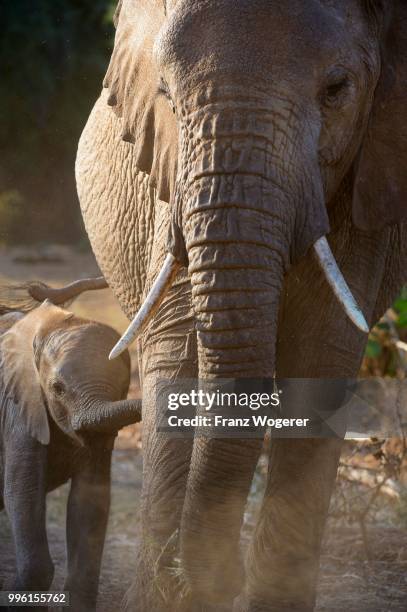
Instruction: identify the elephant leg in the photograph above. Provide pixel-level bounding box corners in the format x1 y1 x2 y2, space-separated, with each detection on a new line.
242 437 342 612
242 224 387 611
241 381 349 611
124 270 198 612
64 436 114 612
4 437 53 612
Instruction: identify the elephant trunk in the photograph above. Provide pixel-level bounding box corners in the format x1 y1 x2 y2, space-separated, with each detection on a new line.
179 141 291 602
185 195 287 379
73 397 142 433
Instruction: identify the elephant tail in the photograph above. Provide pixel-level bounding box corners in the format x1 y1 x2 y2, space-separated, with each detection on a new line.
0 277 108 315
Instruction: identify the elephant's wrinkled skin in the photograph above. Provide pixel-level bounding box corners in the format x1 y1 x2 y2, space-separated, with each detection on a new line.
76 1 407 610
0 295 141 612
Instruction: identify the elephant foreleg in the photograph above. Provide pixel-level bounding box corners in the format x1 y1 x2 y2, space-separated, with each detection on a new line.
123 270 197 612
64 436 114 612
241 221 389 611
4 436 53 612
243 437 342 612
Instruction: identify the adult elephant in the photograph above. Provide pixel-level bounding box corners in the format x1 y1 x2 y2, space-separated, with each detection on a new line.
76 1 407 610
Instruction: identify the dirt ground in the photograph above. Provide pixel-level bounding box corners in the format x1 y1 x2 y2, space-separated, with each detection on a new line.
1 246 407 611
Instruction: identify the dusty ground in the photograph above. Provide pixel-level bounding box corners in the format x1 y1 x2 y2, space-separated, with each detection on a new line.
1 245 407 610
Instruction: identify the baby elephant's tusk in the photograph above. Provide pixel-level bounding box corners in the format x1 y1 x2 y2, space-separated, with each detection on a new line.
109 253 181 359
313 236 369 334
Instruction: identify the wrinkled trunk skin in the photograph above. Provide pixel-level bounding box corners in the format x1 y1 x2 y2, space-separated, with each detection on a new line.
73 397 142 433
178 106 294 605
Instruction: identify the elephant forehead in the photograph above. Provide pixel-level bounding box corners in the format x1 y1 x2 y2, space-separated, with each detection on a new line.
157 0 368 85
42 324 129 380
44 324 116 362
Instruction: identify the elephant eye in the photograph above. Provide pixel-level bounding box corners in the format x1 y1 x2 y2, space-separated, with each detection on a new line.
52 381 65 396
322 75 351 108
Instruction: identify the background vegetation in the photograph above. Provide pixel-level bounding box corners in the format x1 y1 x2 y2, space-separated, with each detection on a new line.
0 0 115 245
363 287 407 377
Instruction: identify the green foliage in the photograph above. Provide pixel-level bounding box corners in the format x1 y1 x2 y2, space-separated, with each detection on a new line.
362 286 407 377
0 0 117 244
393 287 407 329
365 337 382 359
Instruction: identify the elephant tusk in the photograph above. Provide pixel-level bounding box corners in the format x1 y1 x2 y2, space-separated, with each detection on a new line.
109 253 181 359
313 237 369 334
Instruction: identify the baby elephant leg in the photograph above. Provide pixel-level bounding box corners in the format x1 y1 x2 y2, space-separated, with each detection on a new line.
64 436 114 612
4 438 54 611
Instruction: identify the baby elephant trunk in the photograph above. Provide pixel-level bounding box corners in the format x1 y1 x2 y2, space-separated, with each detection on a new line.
73 398 142 434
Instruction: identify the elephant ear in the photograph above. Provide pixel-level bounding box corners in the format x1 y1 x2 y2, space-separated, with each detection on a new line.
103 0 178 203
0 302 55 445
353 0 407 230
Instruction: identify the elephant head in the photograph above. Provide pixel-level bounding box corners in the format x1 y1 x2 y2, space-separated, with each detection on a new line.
104 0 407 603
0 300 140 446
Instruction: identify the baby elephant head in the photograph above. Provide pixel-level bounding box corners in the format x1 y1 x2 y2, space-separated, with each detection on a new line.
0 300 140 445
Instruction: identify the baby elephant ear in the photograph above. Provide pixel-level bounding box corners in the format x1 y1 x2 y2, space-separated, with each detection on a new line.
103 0 178 203
0 304 52 445
353 1 407 231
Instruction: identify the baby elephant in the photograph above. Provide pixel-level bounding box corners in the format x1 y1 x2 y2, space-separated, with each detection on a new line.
0 288 141 611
